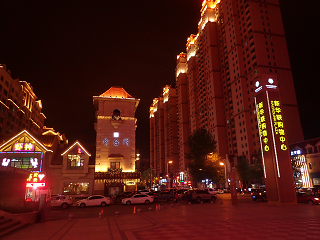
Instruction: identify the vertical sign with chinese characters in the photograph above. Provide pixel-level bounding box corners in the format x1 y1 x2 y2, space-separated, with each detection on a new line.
255 95 279 202
255 75 296 204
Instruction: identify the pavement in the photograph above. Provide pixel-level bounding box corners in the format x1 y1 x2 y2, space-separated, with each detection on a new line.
3 194 320 240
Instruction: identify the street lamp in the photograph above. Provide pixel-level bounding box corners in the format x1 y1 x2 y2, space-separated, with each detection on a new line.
167 160 173 188
220 161 228 189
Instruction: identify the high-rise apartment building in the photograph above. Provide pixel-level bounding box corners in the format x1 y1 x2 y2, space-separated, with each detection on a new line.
150 86 180 186
151 0 304 186
0 64 46 136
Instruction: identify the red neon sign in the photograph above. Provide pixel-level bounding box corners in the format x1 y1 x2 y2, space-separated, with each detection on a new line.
26 182 45 188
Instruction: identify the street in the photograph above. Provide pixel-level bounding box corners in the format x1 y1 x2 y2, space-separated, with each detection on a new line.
45 193 259 221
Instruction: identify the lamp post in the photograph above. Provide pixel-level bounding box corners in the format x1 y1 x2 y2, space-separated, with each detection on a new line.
167 160 173 188
220 161 228 189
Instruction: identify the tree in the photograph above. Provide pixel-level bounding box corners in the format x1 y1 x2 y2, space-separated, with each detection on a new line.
236 156 251 189
138 168 151 189
186 128 220 183
250 155 264 185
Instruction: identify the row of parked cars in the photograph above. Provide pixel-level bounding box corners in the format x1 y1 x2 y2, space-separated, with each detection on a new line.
251 188 320 205
50 188 222 209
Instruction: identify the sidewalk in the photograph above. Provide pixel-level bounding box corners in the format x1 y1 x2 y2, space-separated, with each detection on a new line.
4 196 320 240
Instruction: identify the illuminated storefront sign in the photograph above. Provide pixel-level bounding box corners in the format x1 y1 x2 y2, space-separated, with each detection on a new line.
0 152 44 171
13 143 34 152
270 99 287 151
26 172 46 188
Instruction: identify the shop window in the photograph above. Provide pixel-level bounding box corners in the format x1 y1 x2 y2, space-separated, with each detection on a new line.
63 182 89 195
2 157 40 171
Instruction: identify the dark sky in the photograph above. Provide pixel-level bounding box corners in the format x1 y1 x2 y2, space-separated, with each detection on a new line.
0 0 319 159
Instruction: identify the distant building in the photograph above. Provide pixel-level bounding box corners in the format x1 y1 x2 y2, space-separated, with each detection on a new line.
0 64 46 136
150 0 304 187
150 86 179 188
290 138 320 188
93 86 140 196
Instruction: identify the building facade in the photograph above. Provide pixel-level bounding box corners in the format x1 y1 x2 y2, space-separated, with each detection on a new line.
150 86 180 188
0 130 95 207
93 86 140 196
150 0 304 187
290 138 320 189
0 64 46 136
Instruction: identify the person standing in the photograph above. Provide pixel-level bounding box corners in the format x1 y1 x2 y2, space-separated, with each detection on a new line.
175 191 179 203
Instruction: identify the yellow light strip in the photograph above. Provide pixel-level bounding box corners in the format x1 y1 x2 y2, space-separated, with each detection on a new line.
97 116 136 120
61 141 91 156
42 130 58 135
0 130 53 152
29 118 40 129
0 101 9 109
8 99 20 109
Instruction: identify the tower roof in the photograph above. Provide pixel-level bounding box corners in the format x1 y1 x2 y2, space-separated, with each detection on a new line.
99 86 134 99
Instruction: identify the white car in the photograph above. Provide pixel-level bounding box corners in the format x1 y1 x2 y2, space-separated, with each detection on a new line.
138 189 150 195
76 195 111 208
122 194 154 205
51 195 73 209
205 188 216 194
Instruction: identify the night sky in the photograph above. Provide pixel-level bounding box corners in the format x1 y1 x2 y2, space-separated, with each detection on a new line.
0 0 319 159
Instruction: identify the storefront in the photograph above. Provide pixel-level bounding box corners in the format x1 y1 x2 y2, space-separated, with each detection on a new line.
0 130 95 204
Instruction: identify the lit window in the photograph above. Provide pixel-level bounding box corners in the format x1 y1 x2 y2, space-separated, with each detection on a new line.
113 132 119 138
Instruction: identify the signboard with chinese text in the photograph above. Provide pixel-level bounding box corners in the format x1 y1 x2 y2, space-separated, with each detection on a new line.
13 143 34 152
255 75 296 204
26 172 46 188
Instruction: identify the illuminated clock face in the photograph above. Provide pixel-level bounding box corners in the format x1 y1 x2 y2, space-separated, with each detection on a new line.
268 78 274 84
255 81 260 88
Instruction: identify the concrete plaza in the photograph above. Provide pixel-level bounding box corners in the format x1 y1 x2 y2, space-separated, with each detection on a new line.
4 194 320 240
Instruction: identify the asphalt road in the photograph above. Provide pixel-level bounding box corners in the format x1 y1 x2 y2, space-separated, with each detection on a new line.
45 193 258 221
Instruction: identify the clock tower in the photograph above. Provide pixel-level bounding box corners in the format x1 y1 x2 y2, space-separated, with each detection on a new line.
93 86 140 196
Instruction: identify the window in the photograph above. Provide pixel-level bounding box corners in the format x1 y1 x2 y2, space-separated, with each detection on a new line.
307 147 313 154
63 182 89 195
67 150 85 170
110 162 120 170
112 109 121 120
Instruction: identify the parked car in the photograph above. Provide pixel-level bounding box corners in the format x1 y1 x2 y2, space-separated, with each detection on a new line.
154 191 174 201
50 195 73 209
112 191 135 203
138 189 150 195
251 188 267 201
296 192 320 205
190 189 217 203
214 188 224 194
177 189 189 200
76 195 111 208
122 194 154 205
205 188 220 194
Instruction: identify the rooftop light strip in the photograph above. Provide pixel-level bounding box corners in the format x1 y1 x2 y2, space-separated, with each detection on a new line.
61 141 91 156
